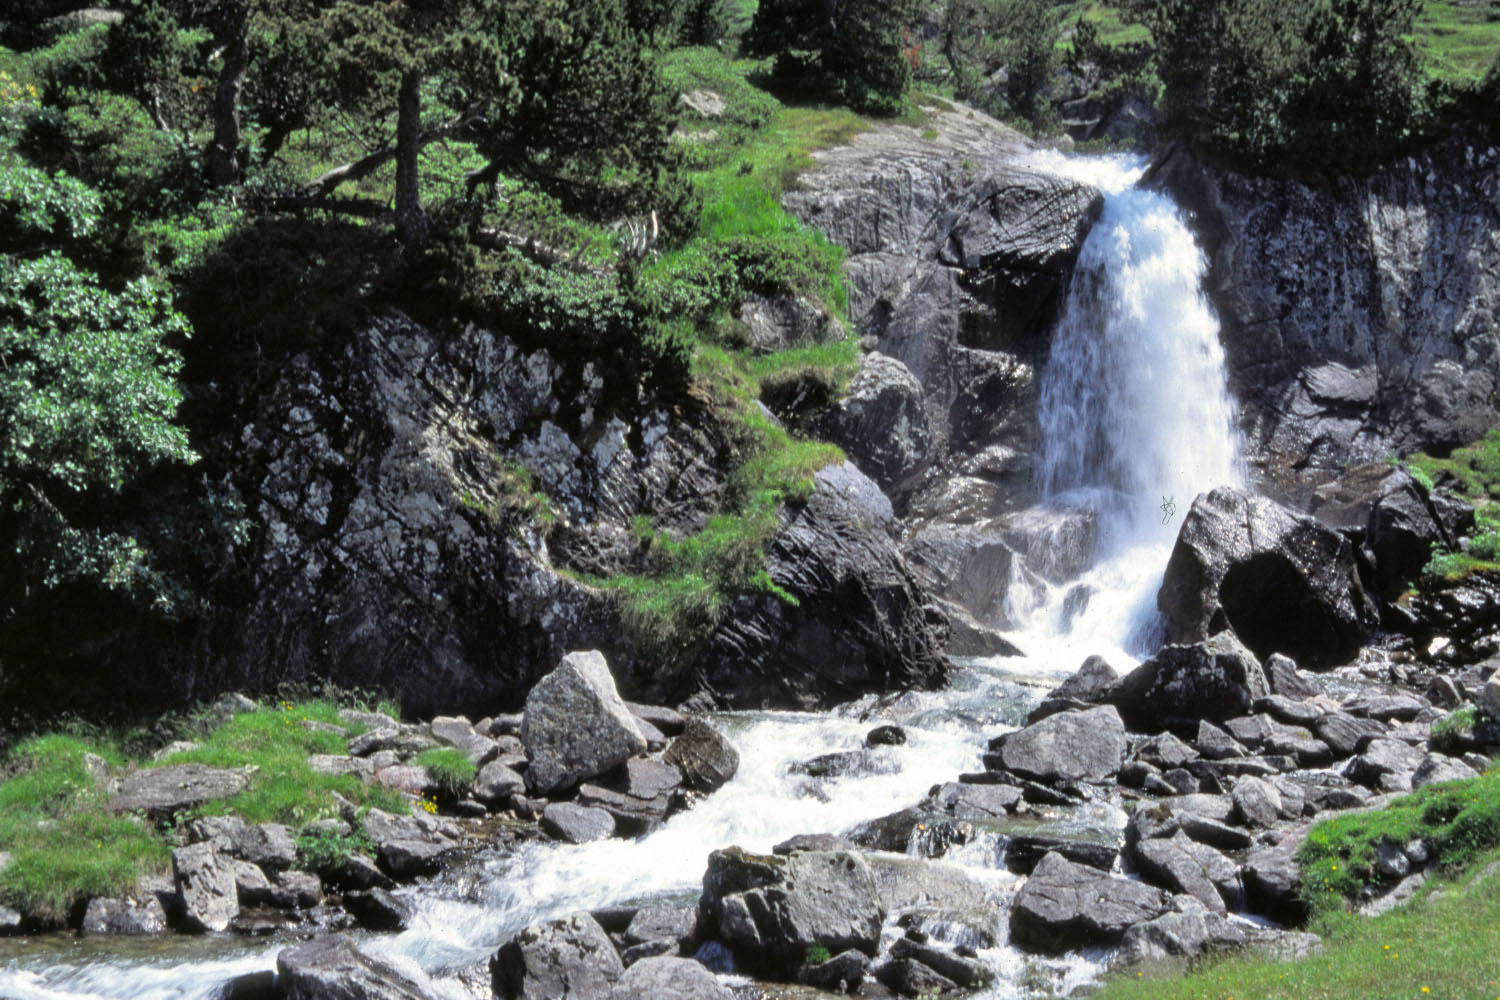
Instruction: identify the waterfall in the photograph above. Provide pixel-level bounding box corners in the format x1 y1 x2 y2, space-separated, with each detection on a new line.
1018 152 1244 657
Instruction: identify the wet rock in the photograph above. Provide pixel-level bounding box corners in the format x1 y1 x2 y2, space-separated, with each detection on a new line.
820 352 933 495
623 905 696 948
278 934 432 1000
110 765 253 820
698 848 885 972
1132 832 1238 914
80 896 168 935
269 870 323 909
797 949 869 991
1345 738 1425 789
789 749 901 780
888 936 989 988
845 807 924 852
991 705 1126 783
774 833 852 855
1003 836 1119 876
1157 487 1364 667
1365 471 1448 599
220 970 279 1000
344 888 409 931
876 958 960 997
1009 852 1175 953
173 842 239 933
607 956 730 1000
492 912 623 1000
577 758 683 834
866 725 907 747
927 781 1022 819
522 650 647 796
1027 655 1119 723
541 803 617 844
662 719 739 794
473 761 527 804
329 854 391 892
1265 654 1321 699
677 462 950 709
378 840 449 880
1112 632 1268 733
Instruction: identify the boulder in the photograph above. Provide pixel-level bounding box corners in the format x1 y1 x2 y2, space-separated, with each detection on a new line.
926 782 1022 819
662 719 739 793
269 870 323 909
1131 832 1239 914
1009 852 1175 953
623 905 696 949
1003 835 1119 876
864 856 992 914
1111 632 1268 732
1027 655 1119 723
1314 711 1387 757
278 935 432 1000
110 765 253 820
1412 753 1481 788
1157 487 1364 668
1264 654 1320 699
235 823 298 873
626 703 686 737
698 848 885 973
991 705 1126 783
80 896 168 935
675 463 950 709
1345 738 1425 790
1365 472 1448 598
1231 776 1284 828
819 352 932 496
378 840 449 880
522 650 647 795
173 842 239 933
344 888 410 931
576 758 683 835
1135 732 1199 770
1242 846 1306 924
542 803 617 844
797 949 869 991
888 936 989 988
233 860 273 905
1113 901 1248 972
876 958 960 997
492 912 623 1000
607 956 731 1000
473 761 527 804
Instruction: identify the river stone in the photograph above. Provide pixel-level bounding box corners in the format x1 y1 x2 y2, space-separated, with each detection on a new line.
889 935 990 988
1131 831 1238 914
1156 487 1364 668
575 757 682 834
1113 901 1248 972
1265 654 1320 699
80 896 168 935
379 840 449 879
623 904 696 947
269 870 323 909
1111 632 1268 732
698 848 885 972
233 860 273 905
542 803 617 844
1345 738 1426 789
607 956 731 1000
1412 753 1480 787
876 957 960 997
522 650 647 795
992 705 1126 783
278 934 432 1000
110 765 253 819
492 912 623 1000
473 761 527 804
1232 776 1284 828
344 888 410 931
1027 655 1120 723
234 823 298 872
662 719 739 793
1136 732 1199 770
1313 711 1386 757
798 949 870 991
1009 852 1175 953
1242 846 1306 923
865 855 991 913
1003 835 1119 876
927 781 1022 819
173 842 240 933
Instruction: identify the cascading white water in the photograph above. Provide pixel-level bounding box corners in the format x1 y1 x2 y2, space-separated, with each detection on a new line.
1014 151 1245 659
0 152 1246 1000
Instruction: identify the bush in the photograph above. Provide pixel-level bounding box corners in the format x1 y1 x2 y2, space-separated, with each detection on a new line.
413 747 476 799
745 0 924 115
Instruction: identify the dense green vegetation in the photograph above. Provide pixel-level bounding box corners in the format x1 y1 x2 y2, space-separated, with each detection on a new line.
1094 849 1500 1000
0 696 403 922
1407 430 1500 586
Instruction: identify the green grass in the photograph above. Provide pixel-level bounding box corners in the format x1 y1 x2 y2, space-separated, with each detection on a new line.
413 747 476 798
158 699 406 825
1093 853 1500 1000
1405 429 1500 589
1407 429 1500 506
1297 769 1500 916
1415 0 1500 83
0 736 169 923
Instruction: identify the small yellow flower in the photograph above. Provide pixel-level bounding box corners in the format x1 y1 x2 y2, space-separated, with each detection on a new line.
1422 989 1430 994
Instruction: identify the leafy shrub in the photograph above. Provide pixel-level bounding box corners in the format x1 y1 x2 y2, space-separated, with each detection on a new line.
296 826 375 875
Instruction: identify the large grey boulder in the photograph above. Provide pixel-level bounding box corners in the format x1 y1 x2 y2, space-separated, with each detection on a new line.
1113 899 1248 972
819 352 932 497
1131 831 1239 914
173 842 240 933
1010 852 1175 953
1110 631 1268 732
662 719 739 793
607 957 731 1000
80 896 168 935
1157 488 1365 668
110 765 253 820
698 848 885 974
1363 469 1451 598
991 705 1126 784
522 650 647 795
1148 138 1500 491
278 935 433 1000
676 463 950 709
576 757 682 835
492 912 623 1000
541 803 617 844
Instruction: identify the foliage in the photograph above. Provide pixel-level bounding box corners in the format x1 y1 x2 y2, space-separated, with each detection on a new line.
1093 849 1500 1000
804 943 832 965
934 0 1063 131
745 0 926 115
0 734 168 922
296 824 376 875
413 747 476 798
1405 429 1500 504
1297 769 1500 915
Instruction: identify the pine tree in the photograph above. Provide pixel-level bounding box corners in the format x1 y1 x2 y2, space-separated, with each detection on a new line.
746 0 924 115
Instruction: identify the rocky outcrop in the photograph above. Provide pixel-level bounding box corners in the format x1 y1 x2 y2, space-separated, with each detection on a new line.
1147 131 1500 493
1009 852 1175 953
492 913 623 1000
1158 487 1367 667
818 352 932 499
676 463 950 709
1110 632 1268 733
784 104 1101 507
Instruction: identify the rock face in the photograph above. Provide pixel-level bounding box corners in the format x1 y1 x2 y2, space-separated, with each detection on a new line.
993 706 1126 783
1111 632 1268 732
173 842 239 933
1148 133 1500 492
492 913 623 1000
522 650 647 795
278 935 432 1000
1157 487 1365 667
819 352 933 499
698 848 885 974
675 463 950 709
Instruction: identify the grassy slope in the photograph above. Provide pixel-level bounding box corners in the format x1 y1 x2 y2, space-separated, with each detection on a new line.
1406 429 1500 584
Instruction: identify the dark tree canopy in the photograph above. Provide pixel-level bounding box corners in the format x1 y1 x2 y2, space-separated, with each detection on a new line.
746 0 924 115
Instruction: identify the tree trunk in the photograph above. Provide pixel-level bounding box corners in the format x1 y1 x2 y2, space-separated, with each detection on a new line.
208 2 253 186
394 68 429 250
